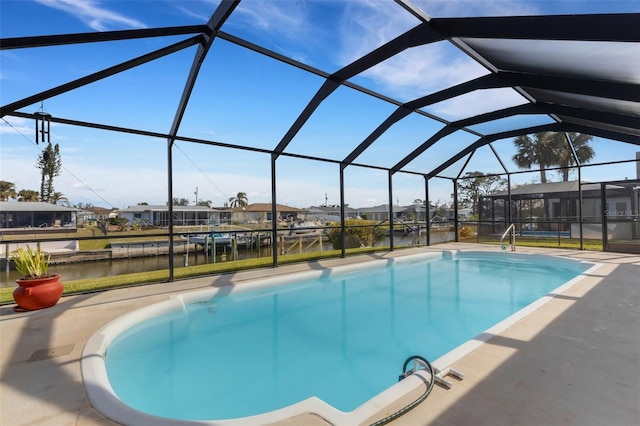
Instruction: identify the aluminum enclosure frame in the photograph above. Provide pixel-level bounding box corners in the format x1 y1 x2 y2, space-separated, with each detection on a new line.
2 0 639 271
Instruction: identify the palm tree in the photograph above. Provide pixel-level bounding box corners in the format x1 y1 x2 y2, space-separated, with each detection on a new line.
0 181 17 201
228 192 248 208
49 192 70 206
17 189 40 202
553 133 595 181
512 132 560 184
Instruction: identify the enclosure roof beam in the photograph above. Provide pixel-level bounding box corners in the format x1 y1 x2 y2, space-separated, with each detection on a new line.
537 103 640 129
343 74 501 166
168 0 239 139
0 26 210 50
391 103 541 172
500 71 639 102
0 35 204 118
429 14 640 42
427 122 640 178
272 22 445 157
394 100 640 173
347 63 635 168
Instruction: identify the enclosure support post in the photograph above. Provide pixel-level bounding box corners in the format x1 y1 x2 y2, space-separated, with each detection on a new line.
564 132 584 250
388 171 395 251
577 165 584 250
271 153 279 267
425 176 430 246
167 139 175 282
453 179 459 242
339 164 346 258
507 173 512 226
601 183 608 251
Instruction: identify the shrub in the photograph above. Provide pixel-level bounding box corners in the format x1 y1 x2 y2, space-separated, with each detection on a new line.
458 226 474 238
325 219 384 249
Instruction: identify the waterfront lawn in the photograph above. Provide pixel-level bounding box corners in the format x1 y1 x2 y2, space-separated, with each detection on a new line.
462 236 603 251
0 246 388 305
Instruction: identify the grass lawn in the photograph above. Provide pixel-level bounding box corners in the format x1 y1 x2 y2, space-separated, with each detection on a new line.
466 236 603 251
0 230 606 306
0 246 387 305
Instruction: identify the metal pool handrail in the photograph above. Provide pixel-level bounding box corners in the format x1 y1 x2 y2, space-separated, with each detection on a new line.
500 224 516 251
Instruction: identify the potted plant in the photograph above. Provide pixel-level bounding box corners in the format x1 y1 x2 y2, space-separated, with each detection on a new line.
12 245 63 311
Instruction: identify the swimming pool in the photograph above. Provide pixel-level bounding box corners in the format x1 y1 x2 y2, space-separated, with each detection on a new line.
519 230 571 237
82 250 597 425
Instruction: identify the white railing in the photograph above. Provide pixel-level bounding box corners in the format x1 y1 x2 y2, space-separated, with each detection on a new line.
500 223 516 251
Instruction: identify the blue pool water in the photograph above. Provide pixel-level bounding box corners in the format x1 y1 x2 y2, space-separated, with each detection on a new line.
519 230 571 237
105 251 590 421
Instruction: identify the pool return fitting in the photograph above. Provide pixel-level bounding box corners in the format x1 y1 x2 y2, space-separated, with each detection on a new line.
369 355 465 426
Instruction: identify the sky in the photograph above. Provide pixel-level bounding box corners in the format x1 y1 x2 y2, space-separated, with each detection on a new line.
1 0 639 210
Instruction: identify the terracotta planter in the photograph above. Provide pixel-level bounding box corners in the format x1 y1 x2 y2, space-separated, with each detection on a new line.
13 275 63 311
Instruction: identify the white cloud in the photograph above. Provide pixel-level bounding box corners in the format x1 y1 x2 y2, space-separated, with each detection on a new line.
413 0 540 18
428 88 529 120
333 0 543 114
35 0 146 31
360 43 490 101
0 116 32 135
337 0 418 65
233 1 312 41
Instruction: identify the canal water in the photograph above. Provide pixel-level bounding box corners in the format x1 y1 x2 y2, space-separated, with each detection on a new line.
2 233 453 288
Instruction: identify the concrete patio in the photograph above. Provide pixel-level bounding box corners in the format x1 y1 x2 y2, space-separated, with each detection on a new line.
1 244 638 425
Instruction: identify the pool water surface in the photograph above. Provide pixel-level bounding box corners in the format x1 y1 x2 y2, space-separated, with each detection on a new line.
99 251 593 422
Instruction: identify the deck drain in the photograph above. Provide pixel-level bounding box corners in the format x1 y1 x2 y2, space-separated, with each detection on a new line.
28 344 75 362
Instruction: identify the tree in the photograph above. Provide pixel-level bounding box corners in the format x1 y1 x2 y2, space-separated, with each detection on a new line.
228 192 248 208
137 202 149 205
74 202 94 210
36 141 62 202
512 133 559 184
513 132 595 183
197 200 212 208
0 181 17 201
49 192 69 206
513 132 596 218
170 197 190 206
17 189 40 202
457 171 507 216
553 132 595 181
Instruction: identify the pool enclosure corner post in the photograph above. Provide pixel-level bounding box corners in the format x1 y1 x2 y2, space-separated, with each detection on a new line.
425 176 431 246
167 138 175 282
564 132 584 250
163 3 239 281
388 170 395 251
507 173 512 227
271 153 279 267
453 178 459 242
339 163 346 258
600 183 609 251
577 165 584 250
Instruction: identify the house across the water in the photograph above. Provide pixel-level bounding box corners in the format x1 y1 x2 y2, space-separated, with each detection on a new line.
0 202 78 234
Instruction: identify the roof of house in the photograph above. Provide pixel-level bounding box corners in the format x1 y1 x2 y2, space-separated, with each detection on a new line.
228 203 307 213
305 206 357 213
357 204 408 213
488 181 604 197
120 205 218 212
0 202 78 212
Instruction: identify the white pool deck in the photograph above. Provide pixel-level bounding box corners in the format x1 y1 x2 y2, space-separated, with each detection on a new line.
1 243 638 426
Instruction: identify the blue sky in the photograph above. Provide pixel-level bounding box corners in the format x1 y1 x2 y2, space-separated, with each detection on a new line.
1 0 639 209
